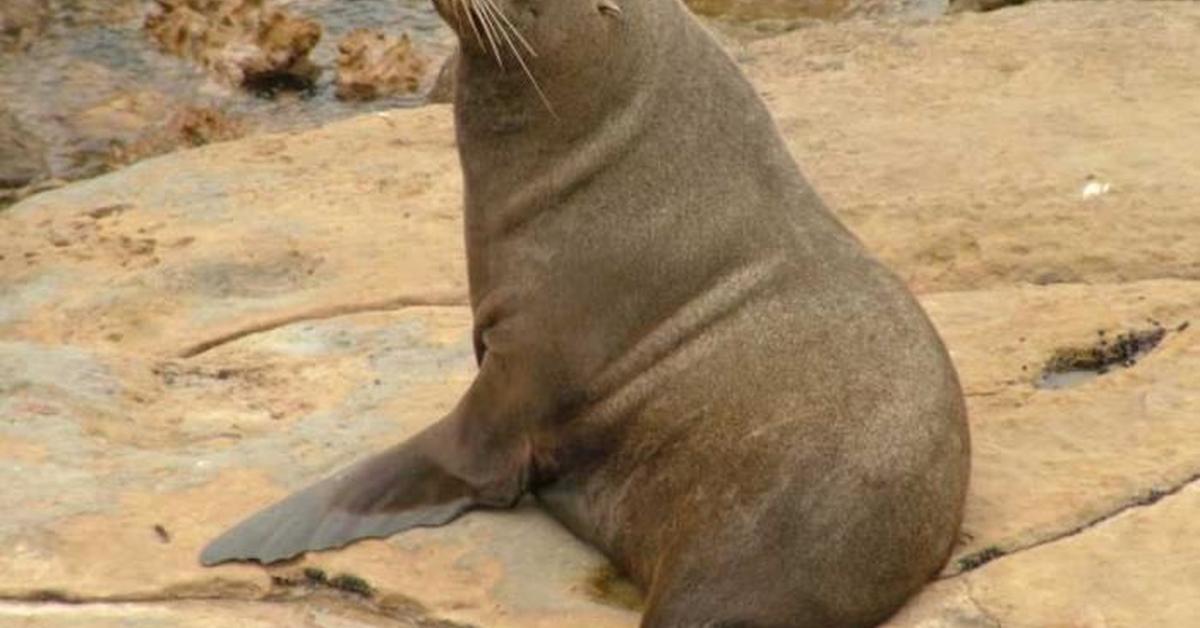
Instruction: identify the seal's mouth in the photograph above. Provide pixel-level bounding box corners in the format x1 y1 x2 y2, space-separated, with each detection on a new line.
432 0 553 111
433 0 534 63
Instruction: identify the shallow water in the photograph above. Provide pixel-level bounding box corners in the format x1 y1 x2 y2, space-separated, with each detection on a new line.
1034 326 1173 390
0 0 454 181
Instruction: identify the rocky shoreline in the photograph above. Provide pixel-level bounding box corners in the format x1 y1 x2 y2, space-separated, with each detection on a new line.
0 0 1043 209
0 0 449 207
2 1 1198 626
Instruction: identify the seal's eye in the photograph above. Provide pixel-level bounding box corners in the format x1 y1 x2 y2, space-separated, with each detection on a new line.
597 0 622 17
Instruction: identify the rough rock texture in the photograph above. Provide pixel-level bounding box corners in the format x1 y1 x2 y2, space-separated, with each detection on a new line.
336 28 429 101
111 103 247 173
948 0 1024 12
0 108 55 209
0 108 49 191
687 0 948 22
426 52 458 105
58 91 247 183
143 0 322 92
740 2 1200 292
1 2 1198 626
0 0 48 52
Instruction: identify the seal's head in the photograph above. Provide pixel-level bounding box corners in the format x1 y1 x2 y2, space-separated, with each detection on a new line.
432 0 630 63
431 0 660 124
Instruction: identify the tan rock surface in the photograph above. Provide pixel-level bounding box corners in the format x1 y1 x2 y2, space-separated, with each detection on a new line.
687 0 947 22
0 598 451 627
1 106 464 356
890 481 1200 627
1 2 1197 626
0 107 49 191
923 281 1199 568
54 91 247 183
743 1 1200 292
0 0 48 53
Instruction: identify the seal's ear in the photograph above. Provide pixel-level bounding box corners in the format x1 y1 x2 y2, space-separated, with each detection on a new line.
597 0 622 17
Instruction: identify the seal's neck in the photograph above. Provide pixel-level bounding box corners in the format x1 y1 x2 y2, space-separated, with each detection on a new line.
453 3 801 242
451 6 686 223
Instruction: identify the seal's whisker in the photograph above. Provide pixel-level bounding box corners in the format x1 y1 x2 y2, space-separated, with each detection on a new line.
482 0 538 58
477 0 556 116
471 0 507 69
478 0 525 64
457 0 489 57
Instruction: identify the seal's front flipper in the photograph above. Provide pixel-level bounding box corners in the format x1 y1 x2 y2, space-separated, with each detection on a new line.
199 418 528 566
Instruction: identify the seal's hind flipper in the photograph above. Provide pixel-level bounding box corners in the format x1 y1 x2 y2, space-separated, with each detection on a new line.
200 420 527 566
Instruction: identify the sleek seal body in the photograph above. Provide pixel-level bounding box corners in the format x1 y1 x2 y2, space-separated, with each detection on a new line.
202 0 970 625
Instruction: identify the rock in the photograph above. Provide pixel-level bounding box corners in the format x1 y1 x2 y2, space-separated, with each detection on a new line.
0 109 49 191
1 1 1198 625
0 0 48 52
919 281 1200 569
426 52 457 105
57 91 246 182
891 477 1200 627
686 0 948 22
0 177 66 211
170 105 247 147
120 104 247 163
335 28 429 101
948 0 1027 12
0 108 463 355
0 598 441 627
742 0 1200 292
40 0 143 28
143 0 322 94
58 90 175 181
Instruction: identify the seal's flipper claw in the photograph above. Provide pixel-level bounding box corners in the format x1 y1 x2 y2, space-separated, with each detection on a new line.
200 431 506 566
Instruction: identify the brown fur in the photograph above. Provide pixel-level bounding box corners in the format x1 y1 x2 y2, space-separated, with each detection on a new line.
446 0 970 624
202 0 969 626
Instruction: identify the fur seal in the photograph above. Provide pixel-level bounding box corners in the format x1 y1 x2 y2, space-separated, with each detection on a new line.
201 0 970 626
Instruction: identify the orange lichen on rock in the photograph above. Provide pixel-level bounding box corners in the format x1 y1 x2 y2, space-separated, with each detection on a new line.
143 0 321 93
335 28 428 101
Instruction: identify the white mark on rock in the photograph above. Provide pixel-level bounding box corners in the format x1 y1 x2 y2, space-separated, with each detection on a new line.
1081 175 1112 200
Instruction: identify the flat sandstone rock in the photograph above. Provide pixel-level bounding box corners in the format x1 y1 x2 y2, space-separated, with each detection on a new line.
1 2 1197 626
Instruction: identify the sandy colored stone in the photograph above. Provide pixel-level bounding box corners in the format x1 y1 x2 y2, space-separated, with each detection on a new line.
743 1 1200 291
0 106 464 356
0 0 48 52
143 0 322 91
687 0 947 22
336 28 429 101
0 598 442 627
920 281 1200 568
891 482 1200 628
1 2 1198 626
120 105 247 165
0 304 635 627
52 90 247 182
0 108 48 190
426 52 457 105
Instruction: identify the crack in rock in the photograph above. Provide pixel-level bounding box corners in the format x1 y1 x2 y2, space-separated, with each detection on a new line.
178 291 469 358
0 586 476 627
948 470 1200 576
963 579 1004 628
